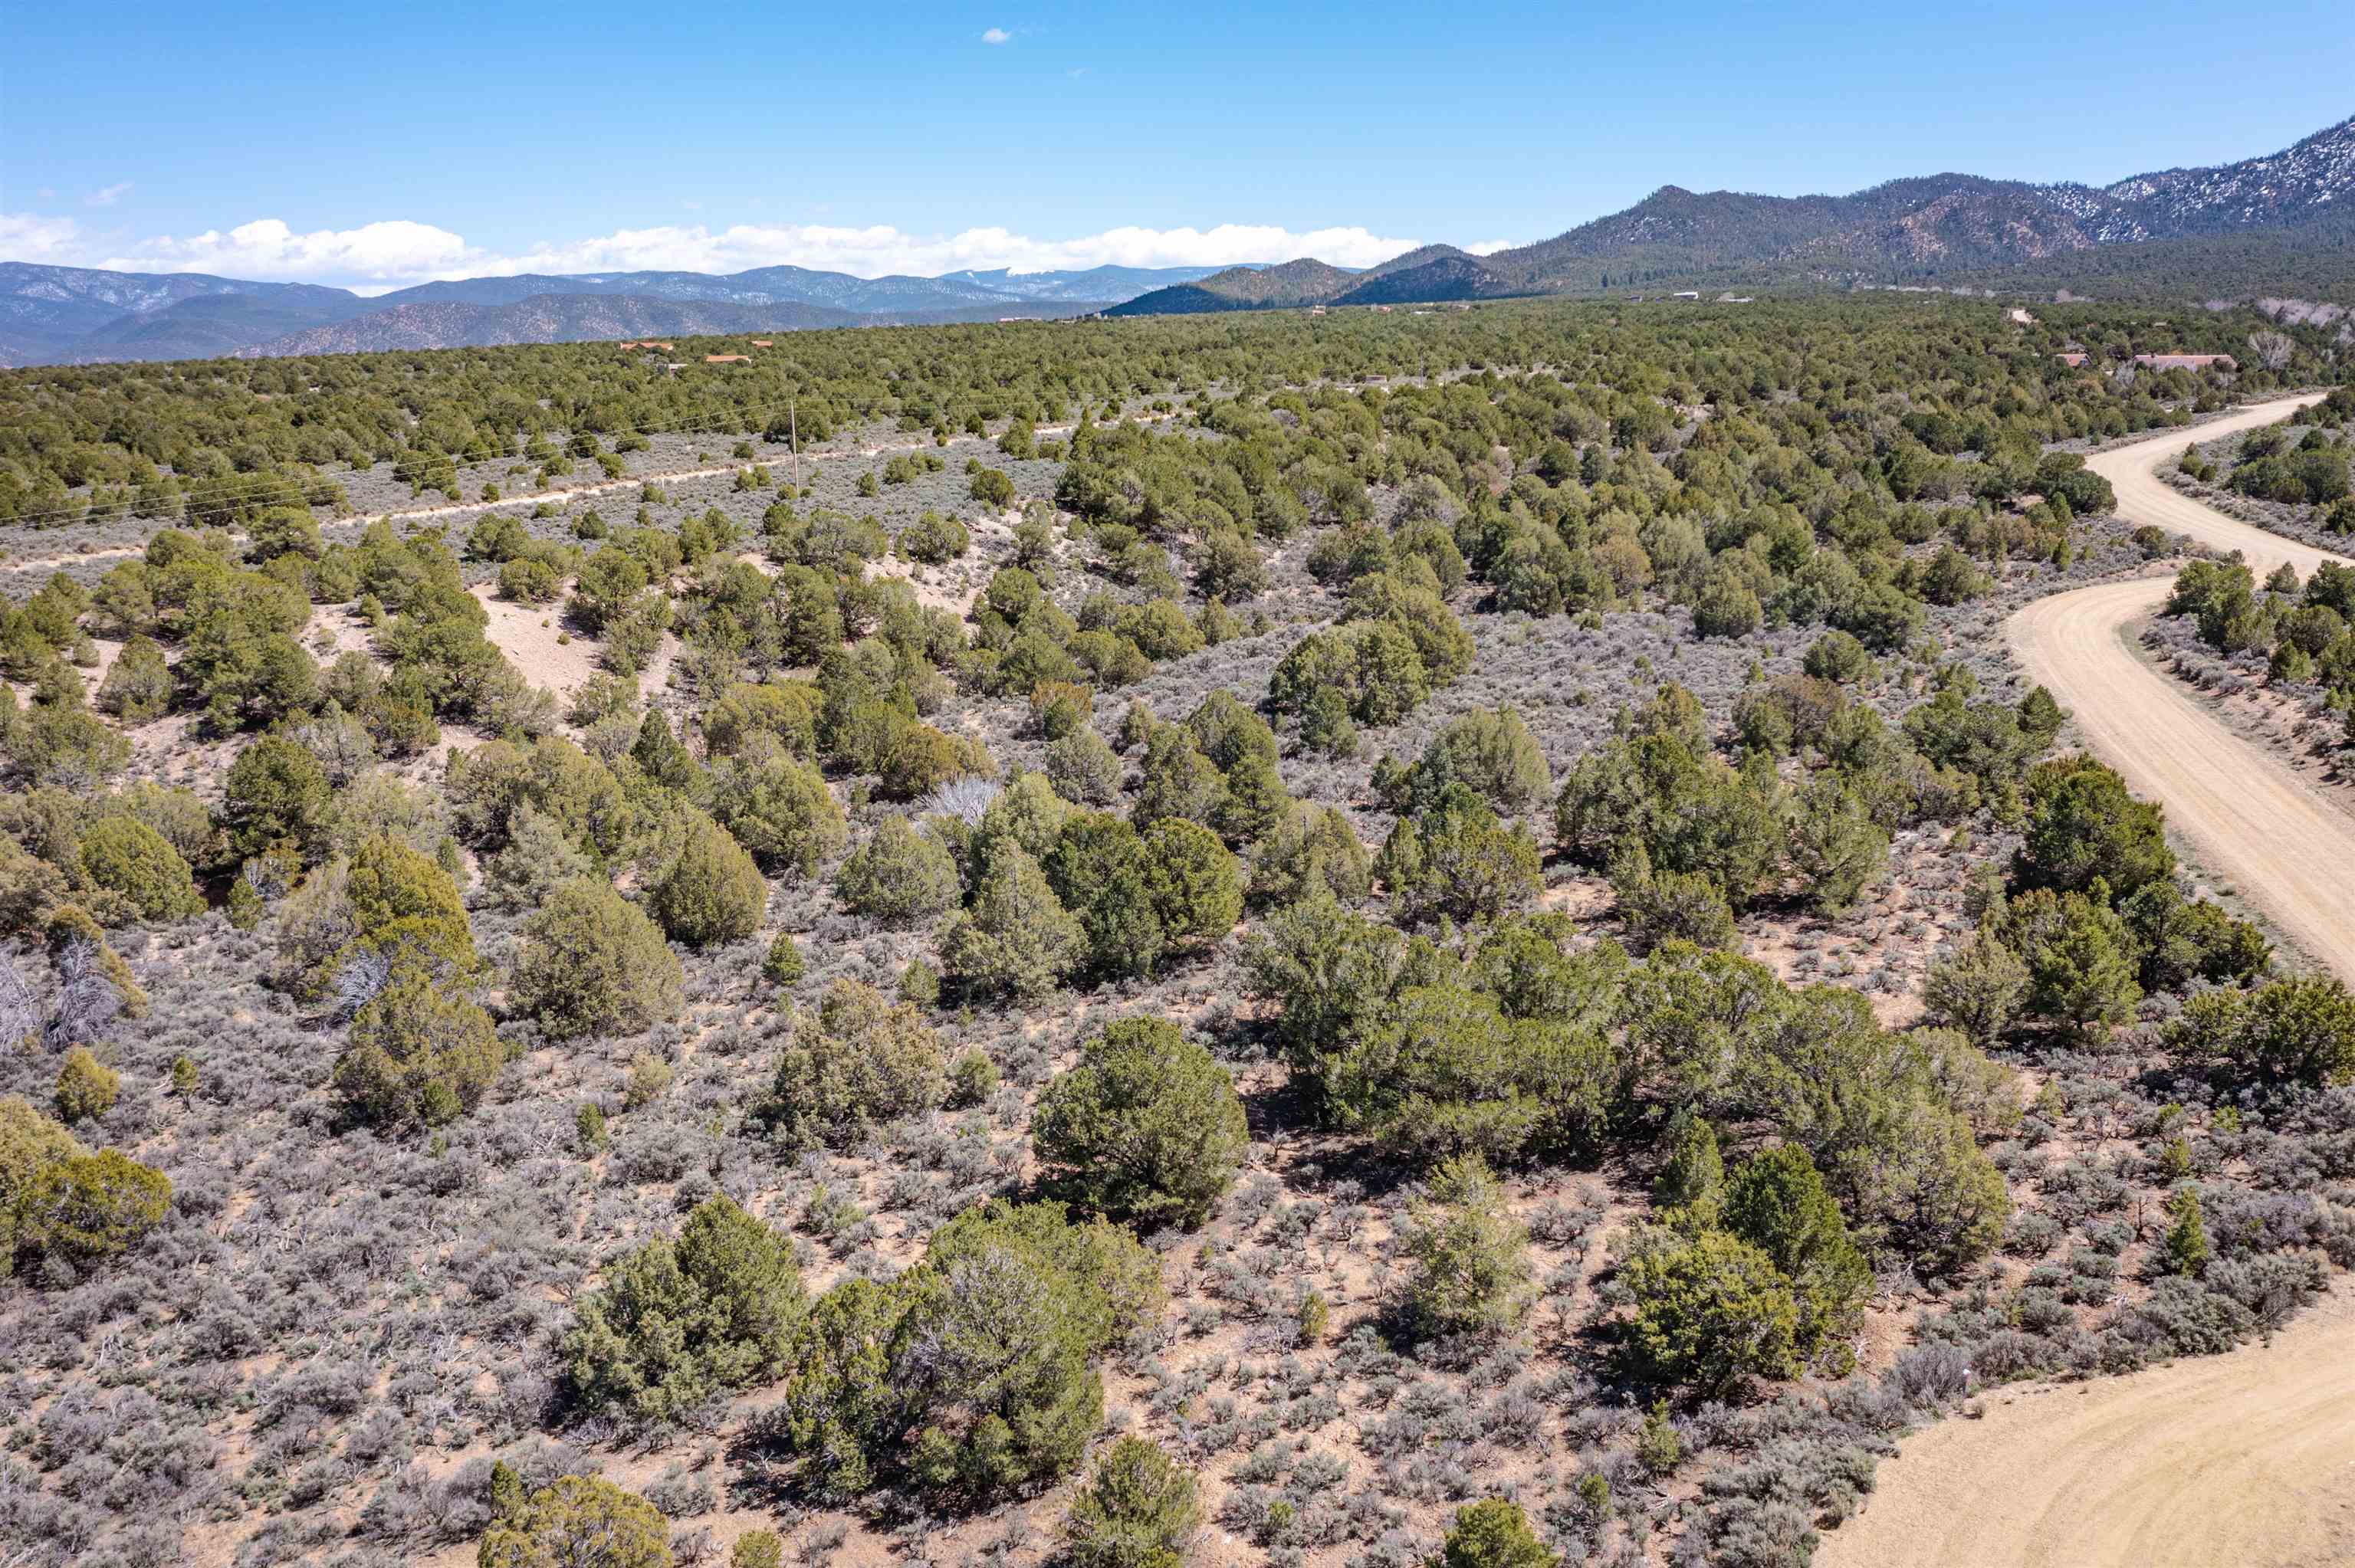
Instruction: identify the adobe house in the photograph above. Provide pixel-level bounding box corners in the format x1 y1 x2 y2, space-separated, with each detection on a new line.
704 354 752 364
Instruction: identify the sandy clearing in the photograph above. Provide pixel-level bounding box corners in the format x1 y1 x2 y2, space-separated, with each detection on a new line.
468 582 600 706
1823 397 2355 1568
1818 1283 2355 1568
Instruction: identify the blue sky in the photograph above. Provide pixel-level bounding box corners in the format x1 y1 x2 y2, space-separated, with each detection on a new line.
3 0 2350 287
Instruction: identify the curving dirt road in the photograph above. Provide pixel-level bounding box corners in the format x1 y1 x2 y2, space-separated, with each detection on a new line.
2012 395 2355 979
1821 395 2355 1568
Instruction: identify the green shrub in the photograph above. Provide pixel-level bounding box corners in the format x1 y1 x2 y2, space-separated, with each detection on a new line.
478 1475 672 1568
53 1046 118 1125
510 877 685 1040
1401 1153 1534 1340
1621 1228 1800 1393
1248 802 1371 908
1033 1019 1246 1228
778 1200 1161 1504
941 842 1083 999
2012 756 2174 899
761 931 805 987
1720 1143 1871 1366
760 979 948 1149
1142 818 1243 955
2002 887 2143 1033
14 1148 172 1267
562 1194 803 1429
96 635 173 723
223 734 334 860
649 809 768 947
1376 786 1541 925
1388 708 1552 817
1653 1110 1724 1220
77 815 203 922
708 751 845 880
336 965 501 1127
1923 927 2028 1045
1064 1437 1204 1568
2168 975 2355 1084
1433 1497 1556 1568
2 1096 87 1270
837 815 960 926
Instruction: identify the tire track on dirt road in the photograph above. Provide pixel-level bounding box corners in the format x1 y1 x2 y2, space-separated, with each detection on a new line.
1820 394 2355 1568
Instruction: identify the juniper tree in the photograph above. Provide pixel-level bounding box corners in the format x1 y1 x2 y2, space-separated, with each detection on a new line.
1032 1019 1247 1228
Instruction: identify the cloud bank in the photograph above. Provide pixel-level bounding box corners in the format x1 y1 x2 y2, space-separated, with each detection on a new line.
7 212 1428 286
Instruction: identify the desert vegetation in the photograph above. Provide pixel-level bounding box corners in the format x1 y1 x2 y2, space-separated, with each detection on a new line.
1 294 2351 1568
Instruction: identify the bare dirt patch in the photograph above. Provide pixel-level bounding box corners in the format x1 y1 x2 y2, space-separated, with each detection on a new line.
469 582 599 707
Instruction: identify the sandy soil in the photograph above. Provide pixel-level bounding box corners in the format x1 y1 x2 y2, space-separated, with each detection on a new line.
1818 1283 2355 1568
1823 398 2355 1568
468 582 601 706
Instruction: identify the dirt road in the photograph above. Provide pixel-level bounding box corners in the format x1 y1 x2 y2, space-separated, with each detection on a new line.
2 412 1172 577
1822 395 2355 1568
2008 395 2355 979
1818 1284 2355 1568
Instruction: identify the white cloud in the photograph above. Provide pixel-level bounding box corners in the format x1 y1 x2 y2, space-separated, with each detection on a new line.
422 219 1423 280
87 182 133 208
981 26 1010 44
0 212 85 263
99 218 477 280
1463 238 1522 256
11 210 1428 284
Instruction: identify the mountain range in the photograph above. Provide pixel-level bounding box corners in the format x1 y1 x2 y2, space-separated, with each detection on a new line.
0 262 1231 366
6 113 2353 365
1108 113 2355 315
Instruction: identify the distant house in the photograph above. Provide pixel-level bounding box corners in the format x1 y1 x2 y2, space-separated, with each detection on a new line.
2133 353 2236 371
750 340 774 347
2054 353 2090 367
2008 308 2036 325
704 354 751 364
618 340 675 351
1671 290 1700 300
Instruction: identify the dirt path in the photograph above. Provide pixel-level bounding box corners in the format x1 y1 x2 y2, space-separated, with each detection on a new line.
1823 395 2355 1568
1818 1283 2355 1568
2 413 1171 577
2012 394 2355 978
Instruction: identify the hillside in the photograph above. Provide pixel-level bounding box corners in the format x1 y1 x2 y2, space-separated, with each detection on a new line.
2 295 2350 1568
1102 258 1358 316
0 262 1217 366
238 293 869 356
0 264 368 364
1106 112 2355 316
